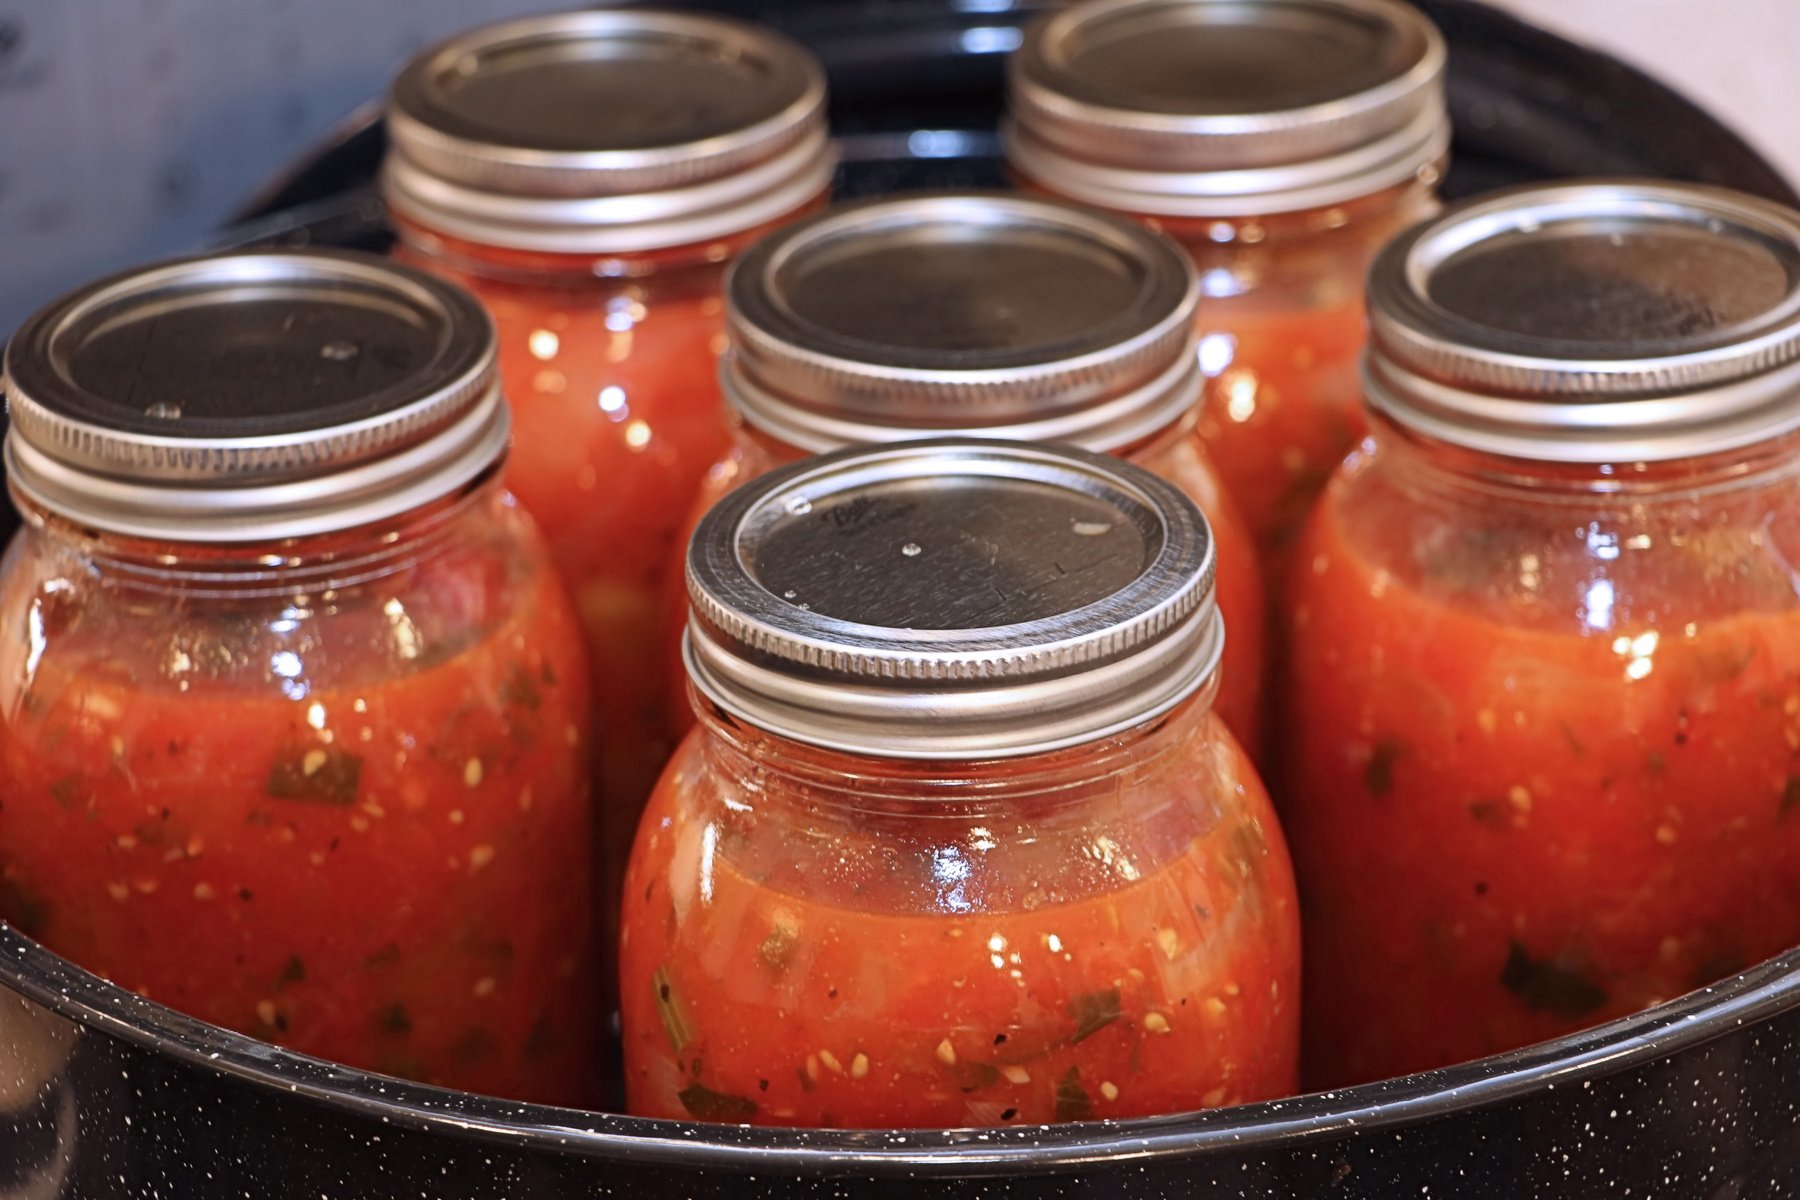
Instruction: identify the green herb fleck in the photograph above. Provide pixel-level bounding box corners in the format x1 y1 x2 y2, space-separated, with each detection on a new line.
795 1065 815 1093
1067 987 1123 1044
1468 800 1506 828
678 1083 758 1123
524 1015 557 1060
363 943 401 970
1557 721 1586 757
654 967 694 1052
1645 750 1666 774
1054 1066 1092 1122
49 777 80 810
266 748 363 805
1783 777 1800 820
1365 737 1404 799
759 923 798 971
1500 942 1607 1017
954 1061 1002 1093
453 1027 497 1066
278 954 307 987
0 877 51 938
377 1003 412 1035
499 665 543 713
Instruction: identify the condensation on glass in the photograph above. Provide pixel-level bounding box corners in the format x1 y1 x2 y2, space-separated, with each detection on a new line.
0 250 596 1106
624 439 1299 1128
382 9 836 845
1285 180 1800 1087
1004 0 1449 582
668 192 1268 754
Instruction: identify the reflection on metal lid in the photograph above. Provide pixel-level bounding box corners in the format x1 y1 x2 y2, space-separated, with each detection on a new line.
1365 179 1800 462
1004 0 1448 216
684 439 1221 759
724 192 1201 453
382 10 834 252
3 250 505 541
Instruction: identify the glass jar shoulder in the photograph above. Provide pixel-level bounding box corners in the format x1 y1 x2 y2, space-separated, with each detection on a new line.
620 709 1297 1125
0 492 569 708
1304 436 1800 641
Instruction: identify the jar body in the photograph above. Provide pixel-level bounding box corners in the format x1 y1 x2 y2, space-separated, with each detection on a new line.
1027 179 1439 585
620 695 1299 1128
0 482 597 1105
393 209 818 831
662 422 1268 753
1285 425 1800 1086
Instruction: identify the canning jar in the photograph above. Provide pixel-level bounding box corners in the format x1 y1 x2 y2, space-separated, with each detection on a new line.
1005 0 1448 581
1286 182 1800 1087
623 440 1299 1128
665 193 1265 751
0 252 595 1105
383 10 834 830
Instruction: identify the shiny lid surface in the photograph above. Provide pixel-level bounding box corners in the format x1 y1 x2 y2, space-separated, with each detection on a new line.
1365 180 1800 462
725 193 1202 453
1005 0 1448 216
383 9 833 252
685 439 1221 759
4 250 505 541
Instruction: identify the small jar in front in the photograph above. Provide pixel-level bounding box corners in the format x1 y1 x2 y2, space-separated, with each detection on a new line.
1285 182 1800 1087
622 440 1300 1127
383 10 834 825
1005 0 1448 582
663 194 1266 755
0 252 596 1106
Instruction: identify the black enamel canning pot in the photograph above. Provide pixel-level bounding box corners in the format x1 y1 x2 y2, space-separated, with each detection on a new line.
3 2 1800 1196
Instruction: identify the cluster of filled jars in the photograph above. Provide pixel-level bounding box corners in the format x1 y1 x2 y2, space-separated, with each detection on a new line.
3 0 1799 1130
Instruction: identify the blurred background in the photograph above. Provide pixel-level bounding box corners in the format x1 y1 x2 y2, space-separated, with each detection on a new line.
0 0 1794 335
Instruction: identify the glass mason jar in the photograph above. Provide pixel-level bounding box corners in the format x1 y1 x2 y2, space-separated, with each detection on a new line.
1285 182 1800 1087
0 252 595 1106
665 193 1267 754
382 10 834 838
1004 0 1448 584
623 440 1299 1128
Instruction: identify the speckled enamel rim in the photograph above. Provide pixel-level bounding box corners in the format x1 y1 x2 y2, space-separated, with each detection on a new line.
2 927 1796 1174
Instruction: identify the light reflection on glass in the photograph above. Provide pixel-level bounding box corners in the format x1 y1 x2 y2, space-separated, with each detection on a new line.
932 845 973 913
959 26 1022 53
1197 332 1236 376
1583 578 1615 630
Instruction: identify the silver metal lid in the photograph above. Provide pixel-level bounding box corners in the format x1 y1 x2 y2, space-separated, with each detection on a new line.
684 438 1222 759
3 250 507 542
724 192 1202 454
1004 0 1448 217
383 10 835 253
1364 180 1800 463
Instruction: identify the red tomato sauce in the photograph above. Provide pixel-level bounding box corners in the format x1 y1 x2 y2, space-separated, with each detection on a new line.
1286 461 1800 1086
620 718 1299 1127
0 534 596 1105
394 222 741 821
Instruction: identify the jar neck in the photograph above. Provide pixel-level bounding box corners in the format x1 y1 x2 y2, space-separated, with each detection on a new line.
1105 172 1439 253
1369 410 1800 506
13 469 505 598
691 683 1217 820
391 200 819 287
726 398 1200 463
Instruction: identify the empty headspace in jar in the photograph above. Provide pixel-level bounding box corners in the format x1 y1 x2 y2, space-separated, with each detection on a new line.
723 192 1201 451
382 9 834 252
1363 179 1800 463
1004 0 1449 216
683 438 1222 759
2 249 505 541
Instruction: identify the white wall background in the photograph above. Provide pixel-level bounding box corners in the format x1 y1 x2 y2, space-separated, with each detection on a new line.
1497 0 1799 189
0 0 1795 335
